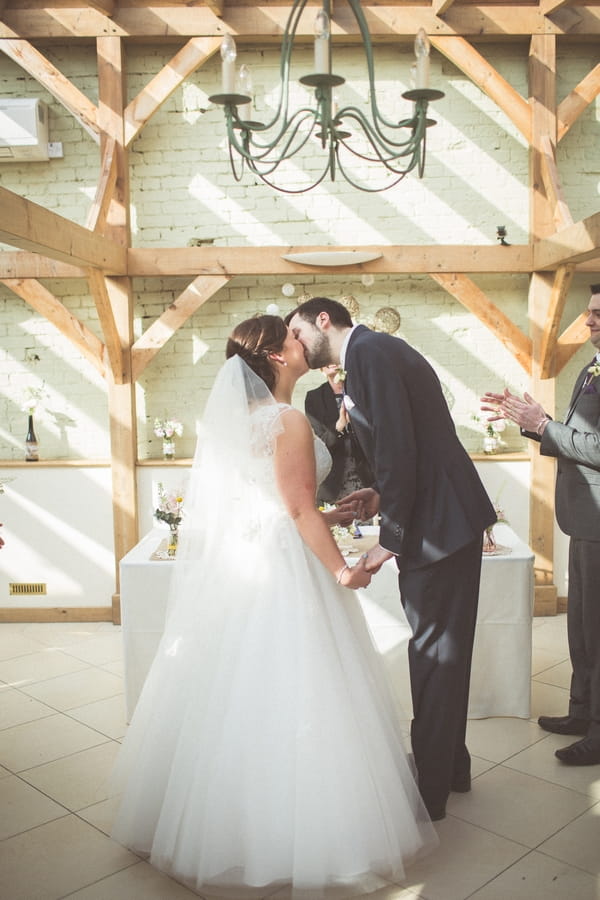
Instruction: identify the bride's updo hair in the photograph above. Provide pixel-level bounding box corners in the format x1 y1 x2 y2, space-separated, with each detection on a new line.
226 315 288 393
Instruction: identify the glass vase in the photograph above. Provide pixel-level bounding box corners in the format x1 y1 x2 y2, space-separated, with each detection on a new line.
168 523 179 557
162 438 175 460
483 435 498 454
483 526 497 553
25 414 39 462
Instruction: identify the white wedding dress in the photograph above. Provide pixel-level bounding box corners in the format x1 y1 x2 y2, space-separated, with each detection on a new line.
111 358 436 899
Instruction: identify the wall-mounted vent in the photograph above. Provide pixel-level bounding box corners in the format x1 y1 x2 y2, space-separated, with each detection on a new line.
9 583 47 596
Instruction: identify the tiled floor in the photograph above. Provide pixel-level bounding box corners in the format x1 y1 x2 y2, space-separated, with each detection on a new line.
0 615 599 900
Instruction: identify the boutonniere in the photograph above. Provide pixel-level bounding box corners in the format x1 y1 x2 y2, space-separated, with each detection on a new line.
333 367 346 384
587 362 600 378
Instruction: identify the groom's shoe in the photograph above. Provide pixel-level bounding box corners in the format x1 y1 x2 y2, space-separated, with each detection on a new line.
555 737 600 766
538 715 589 736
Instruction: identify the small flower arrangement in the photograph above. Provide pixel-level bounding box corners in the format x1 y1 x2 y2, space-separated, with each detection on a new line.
587 361 600 378
154 482 184 528
153 417 183 439
471 413 506 442
21 385 49 416
333 367 346 385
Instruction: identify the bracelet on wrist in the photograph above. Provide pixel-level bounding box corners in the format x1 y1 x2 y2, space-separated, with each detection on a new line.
336 564 349 583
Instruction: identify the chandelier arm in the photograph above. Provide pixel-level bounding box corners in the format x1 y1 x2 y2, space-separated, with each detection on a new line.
336 130 421 177
245 158 334 194
334 146 409 191
241 109 319 157
338 106 426 156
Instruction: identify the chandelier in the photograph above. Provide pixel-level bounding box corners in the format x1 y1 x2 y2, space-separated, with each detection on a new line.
208 0 444 193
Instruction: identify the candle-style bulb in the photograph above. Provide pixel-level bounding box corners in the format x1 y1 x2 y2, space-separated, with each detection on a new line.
221 34 237 64
238 64 253 120
220 34 237 94
414 28 430 89
314 8 330 74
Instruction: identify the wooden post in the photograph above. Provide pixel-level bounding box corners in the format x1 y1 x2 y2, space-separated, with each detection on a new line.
97 35 138 624
529 35 558 615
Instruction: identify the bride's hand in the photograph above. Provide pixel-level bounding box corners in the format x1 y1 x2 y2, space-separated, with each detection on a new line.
338 558 371 589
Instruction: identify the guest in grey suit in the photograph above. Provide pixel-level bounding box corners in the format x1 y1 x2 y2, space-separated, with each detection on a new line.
482 283 600 766
288 298 496 820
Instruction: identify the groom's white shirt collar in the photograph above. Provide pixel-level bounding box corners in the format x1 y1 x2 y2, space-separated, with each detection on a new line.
340 325 359 369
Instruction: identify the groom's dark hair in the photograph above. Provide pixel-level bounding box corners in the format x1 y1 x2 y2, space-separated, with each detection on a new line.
284 297 353 328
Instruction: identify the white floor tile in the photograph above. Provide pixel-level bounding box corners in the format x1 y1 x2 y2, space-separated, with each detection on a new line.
0 713 107 772
0 630 50 661
446 764 592 847
468 849 599 900
537 802 600 875
400 816 528 900
0 648 89 687
77 794 122 836
0 774 67 840
532 659 572 690
20 666 123 711
465 716 546 764
0 686 55 729
62 859 205 899
67 694 127 740
20 740 120 811
62 632 125 666
504 733 600 800
0 814 138 900
529 679 570 720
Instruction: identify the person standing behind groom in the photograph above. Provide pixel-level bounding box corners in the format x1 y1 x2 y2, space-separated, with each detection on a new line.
287 298 496 821
482 283 600 767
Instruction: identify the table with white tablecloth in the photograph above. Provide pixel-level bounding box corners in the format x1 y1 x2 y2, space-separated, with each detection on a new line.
120 522 534 722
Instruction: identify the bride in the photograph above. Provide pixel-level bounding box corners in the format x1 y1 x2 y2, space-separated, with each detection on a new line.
111 315 437 897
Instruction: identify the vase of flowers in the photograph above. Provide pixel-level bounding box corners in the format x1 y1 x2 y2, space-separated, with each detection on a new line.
153 417 183 460
472 414 506 454
483 504 509 554
154 482 184 556
21 385 48 462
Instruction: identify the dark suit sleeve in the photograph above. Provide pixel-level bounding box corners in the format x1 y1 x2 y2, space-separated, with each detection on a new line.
347 341 418 557
305 388 338 451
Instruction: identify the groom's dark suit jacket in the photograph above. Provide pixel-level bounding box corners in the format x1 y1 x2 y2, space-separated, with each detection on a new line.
344 325 495 568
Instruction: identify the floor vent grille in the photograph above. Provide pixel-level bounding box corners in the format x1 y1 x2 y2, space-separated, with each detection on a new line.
9 583 47 596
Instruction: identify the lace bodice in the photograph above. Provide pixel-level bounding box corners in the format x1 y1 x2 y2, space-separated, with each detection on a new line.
314 433 332 487
249 403 332 497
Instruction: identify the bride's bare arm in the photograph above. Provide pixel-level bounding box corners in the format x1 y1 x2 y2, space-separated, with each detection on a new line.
274 408 371 590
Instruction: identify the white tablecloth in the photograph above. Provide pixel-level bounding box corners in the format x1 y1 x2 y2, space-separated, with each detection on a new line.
120 522 533 722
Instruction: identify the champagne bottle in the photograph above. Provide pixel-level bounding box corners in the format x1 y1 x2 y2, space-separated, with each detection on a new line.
25 414 39 462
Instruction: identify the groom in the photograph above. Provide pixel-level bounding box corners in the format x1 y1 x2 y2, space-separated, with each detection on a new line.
287 298 496 821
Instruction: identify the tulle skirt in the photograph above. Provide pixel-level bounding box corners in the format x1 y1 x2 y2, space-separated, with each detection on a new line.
111 515 437 898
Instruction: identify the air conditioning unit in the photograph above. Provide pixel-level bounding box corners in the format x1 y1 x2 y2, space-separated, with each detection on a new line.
0 98 50 162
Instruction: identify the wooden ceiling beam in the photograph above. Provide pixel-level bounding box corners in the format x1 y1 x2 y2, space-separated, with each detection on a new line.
433 0 457 15
539 135 573 232
429 272 532 373
87 269 127 384
0 277 107 376
87 0 117 16
126 245 533 277
86 138 118 233
534 211 600 270
539 263 575 378
0 253 85 279
124 36 222 147
0 33 99 140
1 5 599 41
554 311 591 373
0 186 127 272
557 63 600 142
131 274 231 381
429 35 532 142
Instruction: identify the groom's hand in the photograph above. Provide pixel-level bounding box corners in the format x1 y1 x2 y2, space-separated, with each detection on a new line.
361 544 393 575
338 487 380 521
